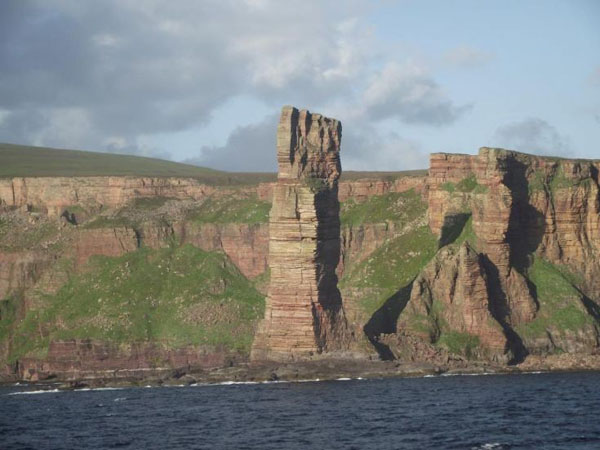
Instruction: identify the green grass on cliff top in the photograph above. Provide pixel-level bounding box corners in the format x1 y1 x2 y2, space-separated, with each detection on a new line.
187 195 271 224
3 245 265 363
340 189 426 227
0 143 425 182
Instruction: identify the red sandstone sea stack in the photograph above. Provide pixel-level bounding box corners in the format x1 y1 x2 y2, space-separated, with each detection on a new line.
251 106 348 362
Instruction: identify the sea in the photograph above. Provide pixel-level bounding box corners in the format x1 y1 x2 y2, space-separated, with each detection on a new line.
1 371 599 449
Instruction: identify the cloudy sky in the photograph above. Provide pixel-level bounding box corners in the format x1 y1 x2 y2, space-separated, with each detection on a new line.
1 0 599 171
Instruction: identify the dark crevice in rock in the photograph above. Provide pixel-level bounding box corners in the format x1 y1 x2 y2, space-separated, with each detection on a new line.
363 281 414 361
503 157 545 273
438 212 471 248
480 254 528 364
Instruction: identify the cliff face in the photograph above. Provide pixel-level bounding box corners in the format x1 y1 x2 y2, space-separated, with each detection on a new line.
251 106 348 361
392 148 600 362
3 136 600 380
0 176 217 217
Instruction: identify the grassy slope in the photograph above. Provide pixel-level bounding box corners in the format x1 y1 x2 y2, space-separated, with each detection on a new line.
339 190 438 317
0 143 275 184
340 190 426 227
187 195 271 224
2 245 265 363
516 257 596 342
0 143 425 183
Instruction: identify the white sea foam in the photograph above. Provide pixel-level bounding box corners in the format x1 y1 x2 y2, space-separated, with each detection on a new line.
440 372 502 377
471 443 504 450
75 387 124 392
8 389 61 395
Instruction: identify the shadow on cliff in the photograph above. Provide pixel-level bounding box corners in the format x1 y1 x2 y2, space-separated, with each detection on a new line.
480 254 529 364
438 213 471 249
504 160 545 273
363 282 414 360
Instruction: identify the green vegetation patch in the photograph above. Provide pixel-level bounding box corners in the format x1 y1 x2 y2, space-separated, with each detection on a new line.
0 219 61 251
549 165 591 191
4 245 265 363
131 196 174 210
83 216 137 229
340 225 437 316
441 173 487 194
402 296 486 359
187 194 271 224
528 169 547 194
436 330 481 357
340 189 426 227
516 257 594 342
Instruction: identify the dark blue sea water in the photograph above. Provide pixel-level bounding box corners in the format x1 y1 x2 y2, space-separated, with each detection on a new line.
1 372 599 449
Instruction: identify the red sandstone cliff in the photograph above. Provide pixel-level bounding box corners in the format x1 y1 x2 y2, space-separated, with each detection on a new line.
390 148 600 363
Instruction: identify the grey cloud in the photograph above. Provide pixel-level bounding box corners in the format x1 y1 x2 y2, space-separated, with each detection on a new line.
340 123 428 171
186 114 278 172
0 0 370 155
362 62 470 126
492 118 570 156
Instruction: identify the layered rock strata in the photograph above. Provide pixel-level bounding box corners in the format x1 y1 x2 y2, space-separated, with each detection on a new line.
0 177 217 217
251 106 348 361
401 243 508 361
401 147 600 360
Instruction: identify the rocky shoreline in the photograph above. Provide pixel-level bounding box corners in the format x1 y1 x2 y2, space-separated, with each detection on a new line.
3 355 600 392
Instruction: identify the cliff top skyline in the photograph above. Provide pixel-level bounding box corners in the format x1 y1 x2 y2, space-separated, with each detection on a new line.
0 0 598 171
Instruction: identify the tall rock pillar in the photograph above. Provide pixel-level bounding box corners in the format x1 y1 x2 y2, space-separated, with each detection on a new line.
251 106 348 361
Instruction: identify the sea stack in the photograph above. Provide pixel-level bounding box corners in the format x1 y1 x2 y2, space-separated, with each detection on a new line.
251 106 348 361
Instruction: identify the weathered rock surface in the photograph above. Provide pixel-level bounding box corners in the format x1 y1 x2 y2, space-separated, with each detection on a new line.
0 176 217 217
17 339 234 382
399 147 600 362
251 106 348 361
257 174 427 203
401 242 508 361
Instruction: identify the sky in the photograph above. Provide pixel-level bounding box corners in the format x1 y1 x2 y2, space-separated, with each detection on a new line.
0 0 599 172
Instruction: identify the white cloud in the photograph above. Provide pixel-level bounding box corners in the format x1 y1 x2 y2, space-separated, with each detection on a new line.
361 61 470 125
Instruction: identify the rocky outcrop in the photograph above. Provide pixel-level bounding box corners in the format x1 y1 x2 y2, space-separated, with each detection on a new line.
400 242 509 361
18 339 234 381
73 228 139 266
177 222 268 279
428 148 600 295
251 106 348 361
400 147 600 362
